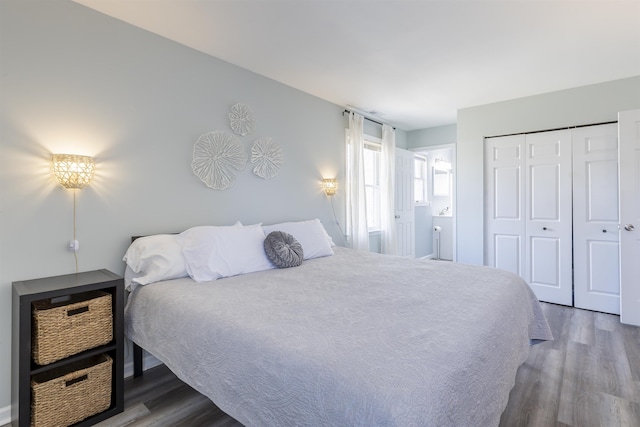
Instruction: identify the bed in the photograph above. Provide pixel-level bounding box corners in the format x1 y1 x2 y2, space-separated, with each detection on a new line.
123 220 552 427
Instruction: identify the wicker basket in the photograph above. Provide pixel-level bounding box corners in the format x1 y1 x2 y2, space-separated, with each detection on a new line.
31 354 113 427
32 291 113 365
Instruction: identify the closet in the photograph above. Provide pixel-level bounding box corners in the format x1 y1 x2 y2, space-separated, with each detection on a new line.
485 123 620 314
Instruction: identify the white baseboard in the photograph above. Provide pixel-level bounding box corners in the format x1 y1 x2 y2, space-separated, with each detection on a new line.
419 253 434 260
0 404 11 426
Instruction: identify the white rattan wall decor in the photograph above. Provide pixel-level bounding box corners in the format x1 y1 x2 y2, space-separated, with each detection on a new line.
251 137 283 179
229 103 255 136
192 131 247 190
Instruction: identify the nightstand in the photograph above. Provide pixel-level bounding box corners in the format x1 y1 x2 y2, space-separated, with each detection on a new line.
11 269 124 427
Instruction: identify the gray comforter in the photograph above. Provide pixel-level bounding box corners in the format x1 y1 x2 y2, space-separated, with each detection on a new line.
125 248 552 426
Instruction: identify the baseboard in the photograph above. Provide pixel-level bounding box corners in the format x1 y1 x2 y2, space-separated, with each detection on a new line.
419 253 434 260
0 404 11 426
124 353 163 378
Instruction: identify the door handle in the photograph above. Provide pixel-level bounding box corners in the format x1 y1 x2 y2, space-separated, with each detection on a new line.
624 224 635 231
394 215 400 219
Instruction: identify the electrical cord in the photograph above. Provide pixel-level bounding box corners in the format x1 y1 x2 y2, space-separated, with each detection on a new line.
329 196 350 247
73 190 78 272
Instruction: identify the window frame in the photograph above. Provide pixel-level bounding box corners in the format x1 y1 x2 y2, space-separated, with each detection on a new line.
413 154 428 206
363 139 382 232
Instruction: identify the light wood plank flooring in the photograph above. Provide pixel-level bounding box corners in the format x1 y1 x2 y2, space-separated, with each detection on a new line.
5 303 639 427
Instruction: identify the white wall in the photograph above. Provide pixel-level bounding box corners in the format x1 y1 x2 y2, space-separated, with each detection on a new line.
456 76 640 264
0 0 376 414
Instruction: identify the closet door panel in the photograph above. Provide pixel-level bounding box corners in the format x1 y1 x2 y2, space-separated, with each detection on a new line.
485 135 526 276
494 167 521 219
530 164 560 220
573 124 620 314
529 236 560 286
494 234 521 275
587 241 620 294
587 161 619 220
525 130 573 305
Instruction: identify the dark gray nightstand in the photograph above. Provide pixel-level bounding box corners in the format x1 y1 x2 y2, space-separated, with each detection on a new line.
11 269 124 427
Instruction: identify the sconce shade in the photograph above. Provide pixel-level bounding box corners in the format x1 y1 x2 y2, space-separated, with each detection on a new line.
52 154 95 189
322 178 338 196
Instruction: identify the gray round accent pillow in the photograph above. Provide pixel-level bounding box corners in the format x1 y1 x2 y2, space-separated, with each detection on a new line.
264 231 304 268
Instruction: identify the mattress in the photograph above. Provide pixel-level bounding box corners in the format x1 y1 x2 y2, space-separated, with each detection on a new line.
125 247 552 426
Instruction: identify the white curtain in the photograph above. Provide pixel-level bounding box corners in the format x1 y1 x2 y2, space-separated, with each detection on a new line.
346 112 370 251
380 124 398 255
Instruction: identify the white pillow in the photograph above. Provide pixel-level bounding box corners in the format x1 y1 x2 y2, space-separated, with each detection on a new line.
262 219 334 260
122 234 188 290
123 266 143 292
178 224 274 282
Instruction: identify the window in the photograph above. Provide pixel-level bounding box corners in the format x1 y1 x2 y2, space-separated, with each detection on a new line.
364 142 381 230
414 155 427 204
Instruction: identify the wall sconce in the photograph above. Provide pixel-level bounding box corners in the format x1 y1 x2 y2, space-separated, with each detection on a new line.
51 153 95 273
52 154 95 189
321 178 338 196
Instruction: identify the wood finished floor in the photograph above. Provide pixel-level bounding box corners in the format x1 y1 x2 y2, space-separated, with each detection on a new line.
5 303 639 427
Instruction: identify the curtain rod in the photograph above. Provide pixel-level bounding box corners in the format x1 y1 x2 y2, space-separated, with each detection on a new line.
343 109 395 130
486 120 617 139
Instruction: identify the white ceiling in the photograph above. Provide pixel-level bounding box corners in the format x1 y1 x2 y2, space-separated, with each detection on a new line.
72 0 640 130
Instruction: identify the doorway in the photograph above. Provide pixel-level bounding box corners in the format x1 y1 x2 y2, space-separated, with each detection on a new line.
412 144 456 261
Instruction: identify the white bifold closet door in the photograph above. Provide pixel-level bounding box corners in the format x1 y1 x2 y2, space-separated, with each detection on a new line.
486 124 620 313
525 130 573 306
484 134 526 277
485 130 573 306
572 123 620 314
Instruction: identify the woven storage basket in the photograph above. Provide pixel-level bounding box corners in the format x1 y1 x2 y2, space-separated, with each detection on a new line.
32 291 113 365
31 354 113 427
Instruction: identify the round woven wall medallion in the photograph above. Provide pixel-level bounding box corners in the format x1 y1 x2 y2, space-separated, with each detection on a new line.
229 103 255 136
251 137 283 179
192 131 247 190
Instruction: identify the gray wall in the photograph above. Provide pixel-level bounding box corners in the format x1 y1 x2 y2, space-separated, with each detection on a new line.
456 76 640 265
0 0 365 414
363 120 408 149
407 123 457 149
